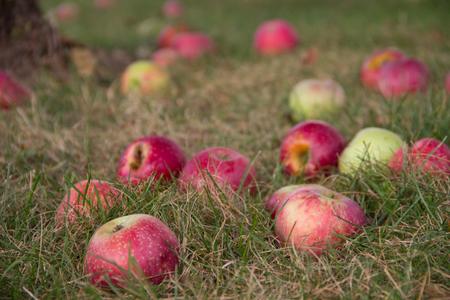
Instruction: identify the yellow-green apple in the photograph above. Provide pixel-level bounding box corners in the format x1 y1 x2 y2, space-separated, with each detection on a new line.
265 184 326 219
170 32 214 60
445 72 450 94
84 214 179 287
162 0 183 18
179 147 257 194
54 3 79 22
120 61 170 96
339 127 405 175
55 180 122 226
274 185 367 255
117 136 186 185
253 19 299 55
152 48 179 68
0 71 31 110
279 120 346 177
360 48 405 90
157 24 189 48
289 79 345 121
378 58 429 98
389 138 450 176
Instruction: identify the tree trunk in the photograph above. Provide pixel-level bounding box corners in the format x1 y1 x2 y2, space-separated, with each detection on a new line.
0 0 67 78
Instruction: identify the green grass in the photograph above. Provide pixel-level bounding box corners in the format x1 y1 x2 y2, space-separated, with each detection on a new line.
1 0 450 298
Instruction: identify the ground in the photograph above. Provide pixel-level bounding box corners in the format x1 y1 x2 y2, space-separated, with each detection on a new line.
1 0 449 299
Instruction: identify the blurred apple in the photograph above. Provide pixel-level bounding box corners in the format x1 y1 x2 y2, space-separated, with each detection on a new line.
157 24 189 48
170 32 214 60
163 0 183 18
254 19 299 55
94 0 116 10
339 127 405 175
120 61 170 95
54 3 79 22
0 71 31 110
445 72 450 94
289 79 345 121
152 48 180 68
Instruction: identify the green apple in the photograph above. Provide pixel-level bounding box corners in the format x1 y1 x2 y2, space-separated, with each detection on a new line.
289 79 345 121
120 61 170 96
339 127 405 175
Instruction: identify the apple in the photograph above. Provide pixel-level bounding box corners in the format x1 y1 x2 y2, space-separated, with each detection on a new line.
338 127 405 175
389 138 450 175
275 185 367 255
170 32 214 60
157 24 189 48
54 3 79 22
94 0 116 10
152 48 179 68
120 61 170 96
162 0 183 18
84 214 179 287
279 120 346 177
253 19 299 55
445 72 450 94
288 79 346 121
360 48 405 90
378 58 429 98
55 180 122 226
0 71 31 110
117 136 186 185
178 147 257 194
265 184 328 219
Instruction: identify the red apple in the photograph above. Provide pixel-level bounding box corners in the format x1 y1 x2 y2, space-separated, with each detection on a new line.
84 214 179 287
0 71 31 110
275 185 367 255
389 138 450 175
279 120 346 177
157 24 189 49
117 136 186 185
55 180 122 226
179 147 257 194
152 48 179 68
162 0 183 18
170 32 214 60
54 3 79 22
94 0 116 10
360 48 405 90
253 19 299 55
378 58 429 98
445 72 450 94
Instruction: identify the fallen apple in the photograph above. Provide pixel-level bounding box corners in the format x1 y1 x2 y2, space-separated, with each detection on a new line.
170 32 214 60
152 48 180 68
253 19 299 55
120 61 170 96
162 0 183 18
0 71 31 110
157 24 189 49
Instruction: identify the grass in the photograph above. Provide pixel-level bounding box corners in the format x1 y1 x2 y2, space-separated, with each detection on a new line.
1 0 449 298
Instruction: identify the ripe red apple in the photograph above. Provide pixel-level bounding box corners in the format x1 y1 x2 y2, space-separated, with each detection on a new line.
117 136 186 185
0 71 31 110
152 48 179 68
162 0 183 18
279 120 346 177
179 147 257 194
275 185 367 255
84 214 179 287
55 180 122 226
378 58 429 98
389 138 450 175
54 3 79 22
157 24 189 48
360 48 405 90
253 19 299 55
170 32 214 60
445 72 450 94
94 0 116 10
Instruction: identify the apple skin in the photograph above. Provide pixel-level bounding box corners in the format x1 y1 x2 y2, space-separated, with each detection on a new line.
84 214 179 287
253 19 299 55
178 147 257 194
289 79 346 121
389 138 450 175
360 48 405 90
117 136 186 185
157 24 189 48
338 127 405 175
170 32 214 60
152 48 179 68
162 0 183 18
445 72 450 94
0 71 31 110
120 61 170 96
54 3 79 22
55 180 122 226
275 185 367 255
378 58 429 98
279 120 346 177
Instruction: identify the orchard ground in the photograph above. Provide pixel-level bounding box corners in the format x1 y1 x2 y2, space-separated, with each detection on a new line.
1 0 449 298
